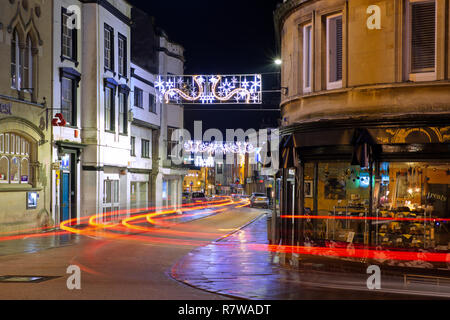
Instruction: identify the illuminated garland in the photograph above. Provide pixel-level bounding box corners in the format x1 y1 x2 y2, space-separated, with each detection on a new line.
184 140 262 155
155 74 262 104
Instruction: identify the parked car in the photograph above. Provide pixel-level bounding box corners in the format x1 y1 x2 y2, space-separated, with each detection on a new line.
250 192 269 209
190 192 207 204
182 192 190 205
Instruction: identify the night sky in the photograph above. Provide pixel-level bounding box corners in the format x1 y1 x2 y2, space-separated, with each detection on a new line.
127 0 282 135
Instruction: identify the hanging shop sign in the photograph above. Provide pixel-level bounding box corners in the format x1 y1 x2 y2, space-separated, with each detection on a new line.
155 74 262 104
52 113 67 126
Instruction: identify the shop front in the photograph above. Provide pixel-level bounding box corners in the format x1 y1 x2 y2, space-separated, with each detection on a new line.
276 119 450 268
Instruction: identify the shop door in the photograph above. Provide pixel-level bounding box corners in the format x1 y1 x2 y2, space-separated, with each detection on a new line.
61 173 70 222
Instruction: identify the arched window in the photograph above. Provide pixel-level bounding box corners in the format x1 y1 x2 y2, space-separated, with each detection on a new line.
0 133 32 185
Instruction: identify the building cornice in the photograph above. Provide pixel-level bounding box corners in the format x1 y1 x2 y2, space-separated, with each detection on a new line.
280 114 450 137
157 46 185 63
131 118 160 130
80 0 131 26
131 68 154 87
273 0 312 48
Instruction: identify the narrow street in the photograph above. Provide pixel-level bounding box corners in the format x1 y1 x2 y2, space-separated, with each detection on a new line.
0 206 261 300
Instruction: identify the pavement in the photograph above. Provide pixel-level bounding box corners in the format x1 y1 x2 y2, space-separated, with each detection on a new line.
1 206 449 300
171 213 450 300
0 207 261 299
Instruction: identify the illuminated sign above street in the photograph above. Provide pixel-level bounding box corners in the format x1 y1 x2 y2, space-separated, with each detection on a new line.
155 74 262 104
184 140 262 155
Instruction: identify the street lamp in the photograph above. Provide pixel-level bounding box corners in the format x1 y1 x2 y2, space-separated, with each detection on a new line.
274 58 282 65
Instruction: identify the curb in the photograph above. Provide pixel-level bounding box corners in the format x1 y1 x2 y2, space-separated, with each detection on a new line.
167 210 269 300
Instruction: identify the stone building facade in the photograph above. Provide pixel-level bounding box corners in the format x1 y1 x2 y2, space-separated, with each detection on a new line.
0 0 53 232
274 0 450 262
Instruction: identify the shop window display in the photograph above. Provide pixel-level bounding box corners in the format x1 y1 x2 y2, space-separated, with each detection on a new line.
313 162 371 244
374 162 450 250
0 133 31 185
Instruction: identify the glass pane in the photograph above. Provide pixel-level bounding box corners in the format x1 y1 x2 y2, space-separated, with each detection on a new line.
10 157 19 182
105 88 111 130
328 15 343 83
61 77 73 124
374 162 449 249
0 157 8 182
11 34 17 88
5 134 9 153
10 134 15 154
316 162 370 244
21 158 29 183
104 180 111 203
16 136 21 155
0 134 3 153
114 180 119 203
304 25 311 88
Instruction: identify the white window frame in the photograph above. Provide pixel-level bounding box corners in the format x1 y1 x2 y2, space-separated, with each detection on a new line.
130 136 136 157
326 13 343 90
62 12 73 59
406 0 437 82
303 23 313 94
104 87 113 131
118 92 126 134
134 87 143 108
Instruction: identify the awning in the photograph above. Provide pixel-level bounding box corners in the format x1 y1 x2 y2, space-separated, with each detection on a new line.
279 135 295 168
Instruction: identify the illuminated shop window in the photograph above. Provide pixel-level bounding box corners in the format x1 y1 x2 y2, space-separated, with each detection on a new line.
374 162 449 249
0 133 31 185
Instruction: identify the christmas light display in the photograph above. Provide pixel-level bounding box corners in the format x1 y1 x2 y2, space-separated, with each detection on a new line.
155 74 262 104
183 140 262 155
194 156 215 168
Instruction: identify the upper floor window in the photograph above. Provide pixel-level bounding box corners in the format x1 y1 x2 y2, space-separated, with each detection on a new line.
167 127 178 159
407 0 436 81
104 24 114 71
59 68 81 127
118 34 127 77
118 91 127 135
134 87 143 108
61 77 74 125
23 36 33 91
11 31 18 89
141 139 150 158
149 93 156 113
105 86 115 131
303 23 312 93
11 29 34 92
326 14 343 90
0 133 31 185
62 8 77 61
130 136 136 157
